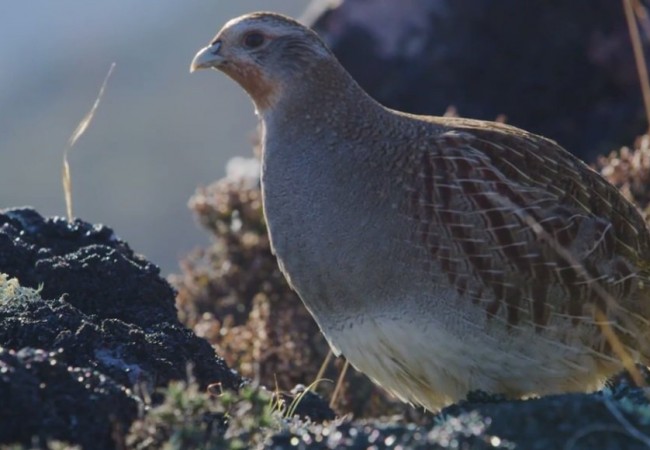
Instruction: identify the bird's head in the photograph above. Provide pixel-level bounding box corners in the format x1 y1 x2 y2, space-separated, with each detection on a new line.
190 12 332 112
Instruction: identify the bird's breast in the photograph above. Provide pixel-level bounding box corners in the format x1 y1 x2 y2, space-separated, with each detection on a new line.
260 137 409 322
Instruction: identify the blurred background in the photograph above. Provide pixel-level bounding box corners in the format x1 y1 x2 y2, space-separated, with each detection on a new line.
2 0 647 276
0 1 308 275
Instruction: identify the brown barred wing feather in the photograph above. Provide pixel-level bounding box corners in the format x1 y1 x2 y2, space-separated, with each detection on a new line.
404 125 650 360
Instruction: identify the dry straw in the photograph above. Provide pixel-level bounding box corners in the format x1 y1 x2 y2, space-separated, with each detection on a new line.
62 62 116 222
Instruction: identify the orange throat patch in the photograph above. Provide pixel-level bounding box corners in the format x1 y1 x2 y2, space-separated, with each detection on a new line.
225 63 280 112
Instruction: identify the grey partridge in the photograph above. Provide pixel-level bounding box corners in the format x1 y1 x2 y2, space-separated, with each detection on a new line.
190 12 650 411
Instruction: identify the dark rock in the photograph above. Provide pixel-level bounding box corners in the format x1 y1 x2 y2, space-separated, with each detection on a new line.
0 207 241 448
0 347 139 449
308 0 650 161
437 387 650 450
0 207 175 326
267 378 650 449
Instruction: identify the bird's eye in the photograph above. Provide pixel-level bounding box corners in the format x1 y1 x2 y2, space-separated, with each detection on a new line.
243 32 265 49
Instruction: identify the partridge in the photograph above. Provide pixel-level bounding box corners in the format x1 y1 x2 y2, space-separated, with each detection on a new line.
190 12 650 411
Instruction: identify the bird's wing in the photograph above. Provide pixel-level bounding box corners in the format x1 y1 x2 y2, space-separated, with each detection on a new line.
401 123 650 336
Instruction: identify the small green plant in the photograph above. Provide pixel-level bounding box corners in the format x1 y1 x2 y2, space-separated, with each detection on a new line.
126 381 286 450
0 274 43 305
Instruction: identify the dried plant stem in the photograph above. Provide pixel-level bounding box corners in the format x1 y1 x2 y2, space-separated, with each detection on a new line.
623 0 650 135
62 62 116 222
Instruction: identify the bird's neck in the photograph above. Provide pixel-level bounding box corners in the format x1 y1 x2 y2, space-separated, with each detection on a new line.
260 57 388 134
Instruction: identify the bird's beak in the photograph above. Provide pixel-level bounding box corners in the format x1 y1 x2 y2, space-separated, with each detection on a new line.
190 41 224 73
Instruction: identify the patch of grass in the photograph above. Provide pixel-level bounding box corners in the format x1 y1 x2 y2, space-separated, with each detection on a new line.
126 382 285 450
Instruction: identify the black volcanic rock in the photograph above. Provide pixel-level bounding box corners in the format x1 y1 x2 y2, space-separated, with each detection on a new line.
0 207 240 449
0 347 139 449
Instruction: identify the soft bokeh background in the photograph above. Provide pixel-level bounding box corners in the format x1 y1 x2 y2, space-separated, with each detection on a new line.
0 1 309 274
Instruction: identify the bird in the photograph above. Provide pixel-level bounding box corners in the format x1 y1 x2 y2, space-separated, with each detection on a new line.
190 12 650 411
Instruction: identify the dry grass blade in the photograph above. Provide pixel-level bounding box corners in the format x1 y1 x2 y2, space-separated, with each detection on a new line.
285 378 333 419
623 0 650 135
62 62 116 222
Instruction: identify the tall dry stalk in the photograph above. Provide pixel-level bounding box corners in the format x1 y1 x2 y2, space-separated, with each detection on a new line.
62 62 116 222
624 0 650 135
